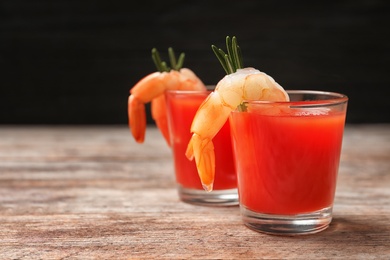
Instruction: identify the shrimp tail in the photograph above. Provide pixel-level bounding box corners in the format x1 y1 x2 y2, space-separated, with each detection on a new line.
151 95 171 146
186 133 215 192
128 95 146 143
185 137 194 160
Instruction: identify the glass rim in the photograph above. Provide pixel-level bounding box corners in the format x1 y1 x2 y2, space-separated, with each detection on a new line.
243 90 348 106
165 85 216 94
166 89 348 106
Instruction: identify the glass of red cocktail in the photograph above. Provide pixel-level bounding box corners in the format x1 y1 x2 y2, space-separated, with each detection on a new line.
230 90 348 235
165 89 238 206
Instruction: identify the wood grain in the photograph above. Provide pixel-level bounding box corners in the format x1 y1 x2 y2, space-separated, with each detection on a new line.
0 125 389 259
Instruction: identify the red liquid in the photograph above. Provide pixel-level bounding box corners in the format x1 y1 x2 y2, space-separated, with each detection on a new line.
166 91 237 190
230 106 346 215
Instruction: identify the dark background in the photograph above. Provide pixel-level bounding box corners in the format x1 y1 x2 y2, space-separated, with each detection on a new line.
1 0 389 125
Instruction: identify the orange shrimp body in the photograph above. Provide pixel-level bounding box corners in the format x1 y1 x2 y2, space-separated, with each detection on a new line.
128 68 206 145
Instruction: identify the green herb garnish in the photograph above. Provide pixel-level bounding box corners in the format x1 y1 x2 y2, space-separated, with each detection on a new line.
211 36 244 75
152 47 185 72
212 36 247 111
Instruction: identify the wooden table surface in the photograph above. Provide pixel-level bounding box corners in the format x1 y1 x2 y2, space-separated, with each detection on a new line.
0 125 389 259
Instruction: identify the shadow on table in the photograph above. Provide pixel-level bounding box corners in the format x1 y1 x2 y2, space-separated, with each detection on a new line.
313 215 389 248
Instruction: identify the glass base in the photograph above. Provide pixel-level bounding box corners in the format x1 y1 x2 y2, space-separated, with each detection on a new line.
241 206 333 235
178 185 239 206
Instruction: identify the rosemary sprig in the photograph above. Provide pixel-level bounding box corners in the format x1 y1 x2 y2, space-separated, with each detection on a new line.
151 47 185 72
212 36 247 111
168 47 185 71
211 36 244 75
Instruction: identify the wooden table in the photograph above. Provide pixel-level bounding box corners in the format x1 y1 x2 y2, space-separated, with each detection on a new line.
0 125 389 259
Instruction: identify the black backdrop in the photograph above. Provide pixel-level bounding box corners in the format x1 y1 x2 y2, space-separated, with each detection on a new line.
1 0 389 125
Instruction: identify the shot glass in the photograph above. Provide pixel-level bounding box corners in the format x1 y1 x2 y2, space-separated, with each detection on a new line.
229 90 348 235
165 90 238 206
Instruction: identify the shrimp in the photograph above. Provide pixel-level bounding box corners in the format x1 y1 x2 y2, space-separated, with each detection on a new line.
128 68 206 145
185 67 289 191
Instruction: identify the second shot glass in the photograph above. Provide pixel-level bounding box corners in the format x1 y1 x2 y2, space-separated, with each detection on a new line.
165 89 238 206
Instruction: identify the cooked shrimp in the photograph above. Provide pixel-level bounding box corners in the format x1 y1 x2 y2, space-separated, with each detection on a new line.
128 68 206 145
185 67 289 191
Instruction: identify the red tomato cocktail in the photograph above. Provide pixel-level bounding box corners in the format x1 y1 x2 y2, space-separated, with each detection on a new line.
229 90 348 234
165 90 237 205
